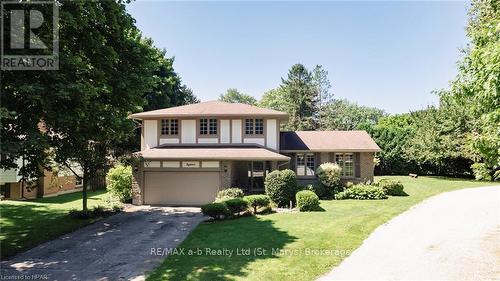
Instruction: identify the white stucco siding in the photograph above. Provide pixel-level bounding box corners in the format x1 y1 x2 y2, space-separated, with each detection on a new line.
181 120 196 143
266 119 278 150
231 120 242 143
144 120 158 149
198 138 218 144
159 138 180 145
220 120 230 143
162 161 181 168
0 169 16 184
243 138 265 146
202 161 220 168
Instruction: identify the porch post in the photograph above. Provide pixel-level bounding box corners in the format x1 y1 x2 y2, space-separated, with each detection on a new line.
270 161 277 170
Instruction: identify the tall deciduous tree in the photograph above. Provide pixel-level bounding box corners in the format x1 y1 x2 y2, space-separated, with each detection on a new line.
0 1 176 210
219 88 257 105
439 0 499 176
143 51 198 112
321 99 386 130
361 114 417 175
259 88 290 113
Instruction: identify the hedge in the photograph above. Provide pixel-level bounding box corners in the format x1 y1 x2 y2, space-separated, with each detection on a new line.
335 184 387 200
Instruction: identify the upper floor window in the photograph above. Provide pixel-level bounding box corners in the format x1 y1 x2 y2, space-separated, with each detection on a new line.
200 118 217 135
160 119 179 135
335 153 354 177
296 153 315 176
245 118 264 135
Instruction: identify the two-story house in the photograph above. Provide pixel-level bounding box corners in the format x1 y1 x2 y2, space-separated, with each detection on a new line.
129 101 381 205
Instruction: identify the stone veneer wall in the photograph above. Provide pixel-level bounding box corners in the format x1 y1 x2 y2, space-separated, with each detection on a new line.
220 161 232 189
132 162 144 205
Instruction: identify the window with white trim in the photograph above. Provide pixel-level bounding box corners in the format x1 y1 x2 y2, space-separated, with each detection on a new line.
335 153 354 177
200 118 217 135
161 119 179 135
245 118 264 135
75 178 83 187
296 153 315 176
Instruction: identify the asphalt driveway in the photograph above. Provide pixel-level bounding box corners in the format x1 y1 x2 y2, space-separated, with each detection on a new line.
0 206 205 281
319 185 500 281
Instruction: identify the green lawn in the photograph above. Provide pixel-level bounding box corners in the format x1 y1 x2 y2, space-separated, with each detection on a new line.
148 176 493 281
0 190 108 258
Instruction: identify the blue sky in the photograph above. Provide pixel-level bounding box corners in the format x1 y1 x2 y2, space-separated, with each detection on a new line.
127 1 470 114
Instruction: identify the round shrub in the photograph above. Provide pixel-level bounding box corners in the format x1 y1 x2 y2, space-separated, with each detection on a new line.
296 190 320 211
335 184 387 200
106 165 132 202
216 187 244 201
378 179 405 196
223 198 249 215
264 169 298 207
201 202 230 220
316 163 343 193
244 195 271 213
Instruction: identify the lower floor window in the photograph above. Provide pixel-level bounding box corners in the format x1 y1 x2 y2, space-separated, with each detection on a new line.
335 153 354 177
75 178 83 187
296 153 315 176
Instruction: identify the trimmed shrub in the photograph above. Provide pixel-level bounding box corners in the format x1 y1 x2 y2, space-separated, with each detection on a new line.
296 190 320 211
471 163 492 181
216 187 244 201
306 183 334 199
68 205 115 220
264 169 298 207
69 209 91 219
336 184 387 200
106 165 132 202
316 163 344 193
244 195 271 213
378 179 405 196
201 202 230 220
224 198 249 215
494 170 500 181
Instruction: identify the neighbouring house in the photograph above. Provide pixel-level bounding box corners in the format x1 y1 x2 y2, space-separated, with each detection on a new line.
129 101 381 205
0 159 84 200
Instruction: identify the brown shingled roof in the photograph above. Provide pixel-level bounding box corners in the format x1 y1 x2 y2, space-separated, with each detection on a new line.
137 146 290 161
280 131 381 152
129 101 288 119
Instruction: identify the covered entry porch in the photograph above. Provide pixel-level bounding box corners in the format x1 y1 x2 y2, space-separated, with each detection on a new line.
230 161 279 193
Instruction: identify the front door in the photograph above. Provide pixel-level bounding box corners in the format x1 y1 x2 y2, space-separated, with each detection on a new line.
247 161 269 192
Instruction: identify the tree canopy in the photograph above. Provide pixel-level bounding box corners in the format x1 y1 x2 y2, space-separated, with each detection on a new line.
219 88 257 105
321 99 386 130
435 0 499 177
0 0 198 209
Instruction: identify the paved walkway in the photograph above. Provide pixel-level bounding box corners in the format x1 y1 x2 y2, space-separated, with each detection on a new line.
0 206 205 281
319 185 500 281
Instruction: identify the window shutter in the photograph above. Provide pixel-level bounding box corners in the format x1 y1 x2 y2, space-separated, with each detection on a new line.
355 152 361 178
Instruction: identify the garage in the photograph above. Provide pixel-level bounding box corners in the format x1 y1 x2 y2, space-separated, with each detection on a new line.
143 171 220 205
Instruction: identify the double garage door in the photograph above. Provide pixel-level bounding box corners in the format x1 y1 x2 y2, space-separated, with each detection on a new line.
144 171 220 205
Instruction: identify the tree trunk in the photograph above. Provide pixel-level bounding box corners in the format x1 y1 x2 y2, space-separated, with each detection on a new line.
82 164 88 211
